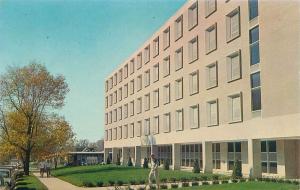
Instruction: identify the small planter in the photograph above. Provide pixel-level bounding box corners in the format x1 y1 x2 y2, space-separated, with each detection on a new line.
171 184 178 188
182 182 189 187
83 181 95 187
149 185 157 190
221 180 229 184
96 181 104 187
202 181 209 185
139 179 146 185
231 179 238 183
129 180 137 185
116 180 124 186
212 180 219 185
191 181 199 186
108 180 115 186
160 184 168 189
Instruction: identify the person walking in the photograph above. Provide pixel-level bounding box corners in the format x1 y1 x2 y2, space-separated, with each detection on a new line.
148 154 160 190
46 160 51 178
39 161 45 178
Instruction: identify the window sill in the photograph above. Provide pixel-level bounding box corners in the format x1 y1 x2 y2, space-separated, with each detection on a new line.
164 102 170 105
205 9 216 18
207 124 219 127
229 120 243 124
206 47 217 55
175 35 183 42
226 34 240 44
163 74 170 78
189 57 199 64
153 53 159 58
188 23 198 31
153 105 159 109
164 45 170 51
144 60 150 65
175 97 183 101
190 126 199 129
206 85 218 90
176 129 184 132
175 66 183 72
153 79 159 83
227 77 242 83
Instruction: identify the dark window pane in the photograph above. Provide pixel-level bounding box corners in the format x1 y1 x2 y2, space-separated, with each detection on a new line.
250 26 259 43
268 141 277 152
249 0 258 20
261 162 268 173
216 160 221 169
261 141 267 152
269 162 277 174
235 142 241 152
195 144 199 152
251 72 261 88
228 143 234 152
251 88 261 111
216 143 220 152
250 42 260 65
228 161 235 170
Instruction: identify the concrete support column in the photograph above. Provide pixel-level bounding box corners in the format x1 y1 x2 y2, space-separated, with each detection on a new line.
277 140 286 178
122 147 129 166
248 139 261 178
104 148 110 164
220 142 227 171
135 146 141 167
241 141 249 176
112 148 119 164
202 141 213 173
172 143 181 170
151 145 158 156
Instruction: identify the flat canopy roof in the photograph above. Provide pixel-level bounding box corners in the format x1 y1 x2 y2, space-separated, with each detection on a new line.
68 151 104 155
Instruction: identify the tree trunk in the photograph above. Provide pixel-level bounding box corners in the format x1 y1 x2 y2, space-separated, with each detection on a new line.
23 150 31 175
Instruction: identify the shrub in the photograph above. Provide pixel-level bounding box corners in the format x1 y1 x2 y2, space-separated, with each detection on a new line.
212 174 219 180
180 177 188 182
277 178 284 183
108 180 115 186
163 159 170 170
149 185 157 190
248 177 256 181
106 156 111 164
200 175 208 181
116 155 121 165
169 177 177 183
271 178 277 183
96 181 104 187
137 187 145 190
191 176 199 181
139 179 146 185
160 184 168 189
192 159 200 173
232 160 242 179
143 158 149 169
161 178 167 183
212 180 219 185
127 157 133 167
202 181 209 185
129 180 137 185
292 181 299 185
285 179 292 184
265 178 271 182
171 184 178 188
116 180 124 186
83 181 95 187
182 182 189 187
231 179 238 183
191 181 199 186
221 180 228 184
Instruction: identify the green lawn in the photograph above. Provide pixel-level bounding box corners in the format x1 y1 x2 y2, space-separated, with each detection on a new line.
52 164 217 186
176 182 299 190
15 175 48 190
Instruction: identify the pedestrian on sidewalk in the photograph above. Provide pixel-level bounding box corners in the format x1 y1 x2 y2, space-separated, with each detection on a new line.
46 160 52 178
39 161 45 178
148 154 160 190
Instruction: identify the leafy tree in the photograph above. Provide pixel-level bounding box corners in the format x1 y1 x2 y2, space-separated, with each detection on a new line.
127 157 133 167
163 159 170 170
143 157 149 169
0 63 70 175
232 160 242 179
193 159 200 173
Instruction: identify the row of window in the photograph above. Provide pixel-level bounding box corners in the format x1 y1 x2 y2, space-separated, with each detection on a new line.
105 0 259 93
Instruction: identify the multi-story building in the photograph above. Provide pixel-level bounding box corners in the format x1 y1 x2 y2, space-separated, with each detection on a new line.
103 0 300 178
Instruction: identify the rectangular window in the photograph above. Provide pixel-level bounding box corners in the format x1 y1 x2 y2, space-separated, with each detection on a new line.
130 59 135 74
188 37 198 63
105 96 108 108
113 90 117 104
123 125 128 139
145 93 150 111
189 104 199 129
176 109 184 131
228 93 242 123
109 111 112 123
130 123 134 138
206 24 217 54
227 142 242 170
137 121 142 137
105 81 108 92
144 70 150 87
124 103 128 118
109 94 113 106
109 129 112 141
207 100 218 126
109 77 113 89
153 63 159 82
105 130 108 141
251 72 261 111
261 141 277 174
158 145 173 165
113 73 117 86
153 89 159 108
163 56 170 77
163 84 170 104
124 65 128 79
188 2 198 30
137 53 142 69
163 113 171 133
130 80 134 95
113 128 117 140
118 69 123 83
153 116 159 134
124 84 128 98
174 15 183 40
206 62 218 89
175 47 183 71
175 78 183 100
189 71 199 95
118 87 122 101
181 144 202 168
250 26 260 65
144 119 150 136
144 45 150 64
113 108 117 122
153 37 159 57
118 106 122 121
105 113 108 125
226 7 240 42
118 126 122 139
249 0 258 20
205 0 216 17
137 75 142 91
227 50 241 82
137 97 142 114
163 27 170 50
130 100 134 116
212 143 221 169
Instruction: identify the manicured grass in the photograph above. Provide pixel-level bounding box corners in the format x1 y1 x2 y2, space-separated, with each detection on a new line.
52 164 217 187
175 181 299 190
15 175 48 190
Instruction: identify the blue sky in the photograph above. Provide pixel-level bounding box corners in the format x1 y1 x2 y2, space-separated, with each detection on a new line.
0 0 186 141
